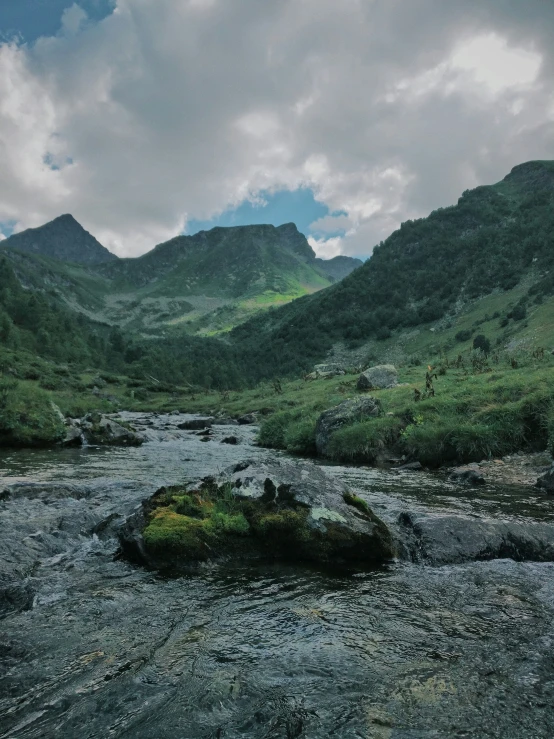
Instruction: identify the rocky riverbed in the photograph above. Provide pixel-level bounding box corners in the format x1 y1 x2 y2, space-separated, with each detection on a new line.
1 413 554 737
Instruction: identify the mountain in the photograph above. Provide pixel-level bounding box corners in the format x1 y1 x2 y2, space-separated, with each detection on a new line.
1 214 117 265
315 255 363 281
0 219 361 336
92 222 362 333
231 160 554 377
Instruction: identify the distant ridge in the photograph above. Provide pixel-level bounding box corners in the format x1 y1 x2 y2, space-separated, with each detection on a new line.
1 214 118 265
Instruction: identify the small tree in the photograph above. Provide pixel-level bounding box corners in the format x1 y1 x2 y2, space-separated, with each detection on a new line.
473 334 491 356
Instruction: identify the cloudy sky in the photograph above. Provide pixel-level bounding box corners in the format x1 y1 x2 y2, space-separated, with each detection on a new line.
0 0 553 258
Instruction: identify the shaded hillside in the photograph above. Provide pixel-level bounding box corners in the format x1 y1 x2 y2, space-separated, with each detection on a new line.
231 160 554 377
1 214 117 265
0 253 245 390
315 255 363 281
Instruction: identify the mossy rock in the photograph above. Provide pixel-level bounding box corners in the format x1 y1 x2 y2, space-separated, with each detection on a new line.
119 458 395 569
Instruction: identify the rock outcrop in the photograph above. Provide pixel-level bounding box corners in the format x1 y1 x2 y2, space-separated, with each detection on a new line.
119 458 395 568
315 396 381 456
397 510 554 565
63 414 144 446
536 465 554 493
357 364 398 391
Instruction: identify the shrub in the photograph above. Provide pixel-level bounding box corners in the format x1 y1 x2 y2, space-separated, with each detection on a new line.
473 334 491 355
0 380 65 447
283 417 317 456
455 330 472 342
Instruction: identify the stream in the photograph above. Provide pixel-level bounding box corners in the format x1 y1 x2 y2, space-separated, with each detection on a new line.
1 413 553 738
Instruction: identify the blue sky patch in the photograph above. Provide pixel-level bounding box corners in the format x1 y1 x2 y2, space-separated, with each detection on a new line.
0 0 115 43
187 188 334 238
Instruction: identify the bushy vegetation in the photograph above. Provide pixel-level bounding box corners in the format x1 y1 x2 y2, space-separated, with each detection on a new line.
0 378 65 446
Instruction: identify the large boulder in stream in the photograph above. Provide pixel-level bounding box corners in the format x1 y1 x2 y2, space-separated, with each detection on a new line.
536 465 554 493
396 510 554 565
357 364 398 391
118 458 395 569
315 396 381 456
79 413 144 446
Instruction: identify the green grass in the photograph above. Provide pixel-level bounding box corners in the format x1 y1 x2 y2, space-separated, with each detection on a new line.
0 378 65 447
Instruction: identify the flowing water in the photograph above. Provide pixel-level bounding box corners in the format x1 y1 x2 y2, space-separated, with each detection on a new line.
1 414 553 738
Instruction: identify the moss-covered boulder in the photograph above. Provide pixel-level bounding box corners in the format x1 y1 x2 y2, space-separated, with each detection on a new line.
315 396 381 457
118 458 395 569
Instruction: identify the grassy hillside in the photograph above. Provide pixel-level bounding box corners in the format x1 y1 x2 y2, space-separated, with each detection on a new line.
1 220 360 336
232 160 554 377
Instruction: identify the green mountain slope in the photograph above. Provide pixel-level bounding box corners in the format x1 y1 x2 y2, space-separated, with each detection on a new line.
1 219 361 335
1 214 117 265
232 160 554 377
95 223 359 334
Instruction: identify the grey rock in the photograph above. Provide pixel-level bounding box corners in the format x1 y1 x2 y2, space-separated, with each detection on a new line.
315 396 381 456
397 510 554 565
62 424 83 447
221 436 239 445
357 364 398 391
394 461 423 471
313 363 346 379
237 413 257 425
82 415 144 446
536 465 554 493
449 466 486 486
177 417 214 430
218 458 394 563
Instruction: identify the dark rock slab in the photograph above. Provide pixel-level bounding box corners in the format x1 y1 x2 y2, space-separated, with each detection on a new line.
177 417 214 430
449 466 486 486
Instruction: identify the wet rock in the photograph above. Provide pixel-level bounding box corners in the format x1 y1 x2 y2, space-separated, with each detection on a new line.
315 396 381 456
449 466 486 486
394 461 423 471
177 417 214 430
357 364 398 391
536 465 554 493
62 423 83 446
119 458 395 567
0 577 34 617
237 413 257 425
82 415 144 446
397 510 554 565
222 436 239 445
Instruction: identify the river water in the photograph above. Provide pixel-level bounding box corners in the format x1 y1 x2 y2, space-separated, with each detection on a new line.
1 414 553 738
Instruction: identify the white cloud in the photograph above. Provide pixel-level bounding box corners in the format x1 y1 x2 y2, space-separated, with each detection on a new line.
0 0 553 257
451 34 541 94
61 4 89 37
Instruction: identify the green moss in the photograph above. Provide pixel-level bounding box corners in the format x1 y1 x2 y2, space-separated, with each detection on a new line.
343 492 372 516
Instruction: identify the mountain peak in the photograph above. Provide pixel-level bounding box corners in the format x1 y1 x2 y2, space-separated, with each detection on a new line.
1 214 117 265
